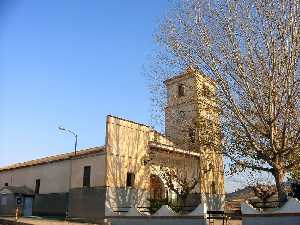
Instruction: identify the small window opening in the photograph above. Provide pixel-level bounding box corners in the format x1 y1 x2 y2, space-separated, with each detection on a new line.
211 181 216 194
188 128 196 143
35 179 40 194
178 84 185 97
4 183 8 187
83 166 91 187
126 172 135 187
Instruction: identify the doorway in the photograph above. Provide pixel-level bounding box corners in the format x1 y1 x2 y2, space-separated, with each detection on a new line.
23 197 33 216
150 174 166 200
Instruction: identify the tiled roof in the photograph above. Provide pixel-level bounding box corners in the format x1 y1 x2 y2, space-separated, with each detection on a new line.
0 146 105 172
0 186 34 195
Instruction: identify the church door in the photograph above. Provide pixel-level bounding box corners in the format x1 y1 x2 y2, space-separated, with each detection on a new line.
150 174 165 200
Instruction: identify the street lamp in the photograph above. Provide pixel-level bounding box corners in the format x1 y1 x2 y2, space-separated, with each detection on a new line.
58 126 78 155
58 125 78 218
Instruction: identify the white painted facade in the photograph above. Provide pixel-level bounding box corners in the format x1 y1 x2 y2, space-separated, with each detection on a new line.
0 149 106 194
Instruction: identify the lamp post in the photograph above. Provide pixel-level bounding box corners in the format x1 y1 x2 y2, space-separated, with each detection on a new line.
58 126 78 218
58 126 78 155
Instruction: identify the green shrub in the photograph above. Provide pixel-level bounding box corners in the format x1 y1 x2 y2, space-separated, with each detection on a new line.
148 198 184 214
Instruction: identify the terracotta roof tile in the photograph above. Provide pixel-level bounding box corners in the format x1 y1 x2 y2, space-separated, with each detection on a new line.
0 146 105 172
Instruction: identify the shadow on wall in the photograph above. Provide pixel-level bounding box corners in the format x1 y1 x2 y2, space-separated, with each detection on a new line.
105 116 151 213
202 193 225 211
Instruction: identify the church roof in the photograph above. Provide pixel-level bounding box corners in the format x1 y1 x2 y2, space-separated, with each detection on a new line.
0 146 105 172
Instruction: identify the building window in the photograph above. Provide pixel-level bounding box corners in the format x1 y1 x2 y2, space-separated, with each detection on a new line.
83 166 91 187
35 179 40 194
178 84 185 97
4 183 8 187
211 181 216 194
126 172 135 187
188 128 196 143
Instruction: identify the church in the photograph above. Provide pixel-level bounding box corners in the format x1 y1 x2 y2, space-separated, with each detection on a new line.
0 68 224 220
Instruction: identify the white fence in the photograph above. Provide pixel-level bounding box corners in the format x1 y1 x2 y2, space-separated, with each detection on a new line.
241 198 300 225
105 203 207 225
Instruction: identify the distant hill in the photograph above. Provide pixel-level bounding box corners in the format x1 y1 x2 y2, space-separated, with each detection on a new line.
226 186 255 201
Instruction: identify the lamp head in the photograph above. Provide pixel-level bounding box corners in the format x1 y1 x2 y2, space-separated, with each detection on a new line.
58 126 66 131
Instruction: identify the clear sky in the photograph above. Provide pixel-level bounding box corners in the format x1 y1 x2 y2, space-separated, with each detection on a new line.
0 0 243 192
0 0 170 165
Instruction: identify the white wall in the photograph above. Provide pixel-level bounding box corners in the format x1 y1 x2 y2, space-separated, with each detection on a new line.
71 153 106 188
0 152 107 193
0 160 70 193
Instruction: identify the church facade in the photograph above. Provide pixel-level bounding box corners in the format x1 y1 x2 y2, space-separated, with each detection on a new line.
0 68 224 219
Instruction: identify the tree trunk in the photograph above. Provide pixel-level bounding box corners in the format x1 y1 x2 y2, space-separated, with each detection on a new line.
273 168 287 206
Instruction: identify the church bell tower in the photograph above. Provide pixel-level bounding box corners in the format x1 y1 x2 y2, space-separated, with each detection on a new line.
164 66 225 210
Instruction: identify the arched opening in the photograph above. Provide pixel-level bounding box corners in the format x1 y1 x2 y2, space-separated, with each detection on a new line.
150 174 166 200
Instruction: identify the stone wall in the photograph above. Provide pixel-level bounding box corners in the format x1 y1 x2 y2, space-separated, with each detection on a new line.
105 187 149 213
164 69 225 206
201 193 225 211
105 116 151 210
241 198 300 225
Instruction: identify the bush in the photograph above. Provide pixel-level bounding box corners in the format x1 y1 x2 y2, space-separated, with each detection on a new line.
148 198 169 214
148 198 184 214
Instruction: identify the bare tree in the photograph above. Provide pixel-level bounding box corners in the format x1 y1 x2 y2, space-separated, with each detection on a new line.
247 175 277 208
151 163 199 208
148 0 300 204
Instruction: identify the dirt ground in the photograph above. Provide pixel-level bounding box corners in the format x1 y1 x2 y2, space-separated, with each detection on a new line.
0 217 98 225
214 219 242 225
1 217 242 225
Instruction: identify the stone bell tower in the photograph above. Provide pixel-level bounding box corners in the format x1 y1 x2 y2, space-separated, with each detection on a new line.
164 66 225 210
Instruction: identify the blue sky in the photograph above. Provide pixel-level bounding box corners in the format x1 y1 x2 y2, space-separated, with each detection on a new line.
0 0 170 165
0 0 244 192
